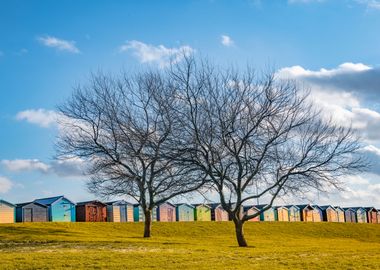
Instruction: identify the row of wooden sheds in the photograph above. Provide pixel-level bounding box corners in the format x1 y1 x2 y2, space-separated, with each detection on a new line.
1 197 379 224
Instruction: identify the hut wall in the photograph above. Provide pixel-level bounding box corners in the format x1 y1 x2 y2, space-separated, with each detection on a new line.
356 210 367 223
108 205 120 222
325 208 338 222
195 205 211 221
367 210 378 223
0 202 15 223
246 208 260 222
345 211 356 223
302 209 314 222
336 209 345 223
134 206 157 222
51 198 75 222
312 208 322 222
176 205 194 221
277 208 289 222
214 207 229 221
85 203 106 222
288 207 300 222
261 209 276 221
158 204 176 222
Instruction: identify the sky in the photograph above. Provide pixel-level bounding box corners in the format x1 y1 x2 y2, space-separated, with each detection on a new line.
1 0 380 207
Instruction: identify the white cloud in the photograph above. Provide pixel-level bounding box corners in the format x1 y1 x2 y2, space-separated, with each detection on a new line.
2 159 50 173
355 0 380 9
37 36 80 53
119 40 194 67
1 158 86 178
221 35 234 47
16 109 59 128
0 176 13 193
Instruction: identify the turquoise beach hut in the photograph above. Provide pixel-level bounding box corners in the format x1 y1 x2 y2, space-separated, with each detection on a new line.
34 195 76 222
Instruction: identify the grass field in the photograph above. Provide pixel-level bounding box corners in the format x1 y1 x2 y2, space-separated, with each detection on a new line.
0 222 379 269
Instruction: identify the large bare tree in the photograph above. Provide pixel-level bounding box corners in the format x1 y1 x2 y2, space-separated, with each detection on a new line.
170 57 367 247
57 71 205 237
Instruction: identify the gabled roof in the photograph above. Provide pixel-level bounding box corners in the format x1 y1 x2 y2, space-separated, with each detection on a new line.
175 203 195 208
158 202 176 208
274 205 289 210
284 205 300 209
76 200 106 206
343 207 355 211
243 205 259 211
350 207 365 212
296 204 314 210
256 204 274 210
208 203 222 209
334 206 344 211
34 195 76 206
193 203 211 209
364 207 378 212
105 200 133 206
318 205 335 211
0 199 16 208
16 201 47 208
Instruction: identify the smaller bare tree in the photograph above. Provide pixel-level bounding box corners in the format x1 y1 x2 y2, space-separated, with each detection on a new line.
171 57 367 247
57 71 205 237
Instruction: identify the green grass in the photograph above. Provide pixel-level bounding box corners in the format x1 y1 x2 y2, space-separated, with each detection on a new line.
0 222 379 269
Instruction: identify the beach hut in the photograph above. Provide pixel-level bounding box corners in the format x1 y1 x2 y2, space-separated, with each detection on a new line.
175 203 195 221
343 208 357 223
351 207 367 223
34 196 76 222
242 205 260 222
377 209 380 224
334 206 345 223
16 202 48 222
133 204 157 222
76 200 107 222
193 204 212 221
106 200 134 222
257 205 276 221
157 202 176 222
365 207 378 224
0 199 15 223
312 205 323 222
319 205 338 222
209 203 229 221
275 206 289 222
297 204 314 222
286 205 301 222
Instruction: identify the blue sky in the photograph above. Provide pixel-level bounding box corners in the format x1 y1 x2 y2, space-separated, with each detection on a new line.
1 0 380 206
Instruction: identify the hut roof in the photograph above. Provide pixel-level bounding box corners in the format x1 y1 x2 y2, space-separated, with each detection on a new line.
158 202 176 208
16 201 47 208
0 199 16 207
34 195 76 206
317 205 335 211
350 207 365 211
105 200 133 206
76 200 106 206
243 205 259 211
193 203 211 209
208 203 222 209
343 207 355 211
364 207 378 212
175 203 195 208
296 204 314 210
334 206 344 211
284 205 300 209
274 206 289 210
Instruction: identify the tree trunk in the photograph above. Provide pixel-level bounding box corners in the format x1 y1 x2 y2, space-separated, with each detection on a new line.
233 218 248 247
143 209 152 238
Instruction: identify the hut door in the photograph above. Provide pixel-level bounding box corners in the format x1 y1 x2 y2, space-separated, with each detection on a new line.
120 205 127 222
23 208 32 222
168 208 174 222
88 206 98 222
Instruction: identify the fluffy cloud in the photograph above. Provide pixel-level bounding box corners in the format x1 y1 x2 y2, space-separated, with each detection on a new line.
16 109 59 128
276 63 380 144
119 40 194 67
0 176 13 193
1 158 86 178
221 35 234 47
37 36 80 53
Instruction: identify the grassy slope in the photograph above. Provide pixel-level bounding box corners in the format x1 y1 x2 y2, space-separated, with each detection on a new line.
0 222 379 269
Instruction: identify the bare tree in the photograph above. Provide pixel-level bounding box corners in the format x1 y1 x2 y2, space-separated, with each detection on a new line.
171 57 367 247
57 71 205 237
